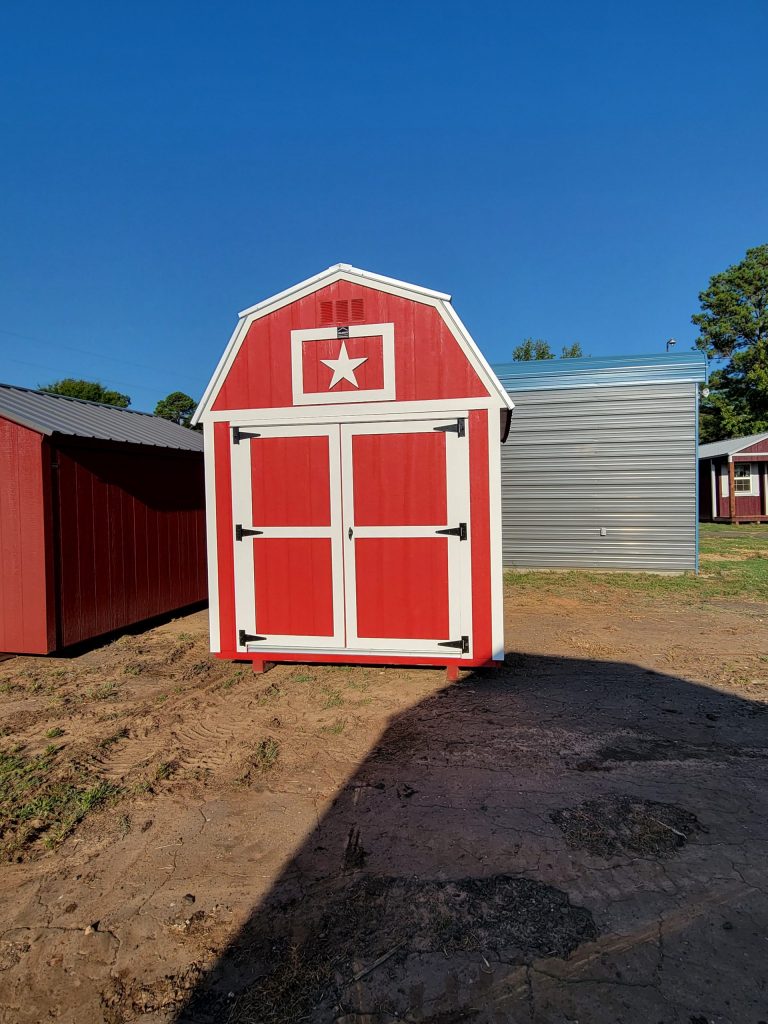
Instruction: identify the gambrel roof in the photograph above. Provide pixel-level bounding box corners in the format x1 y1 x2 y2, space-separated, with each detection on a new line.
193 264 513 423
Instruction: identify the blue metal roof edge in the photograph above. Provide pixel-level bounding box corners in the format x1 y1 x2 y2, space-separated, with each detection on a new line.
492 351 708 391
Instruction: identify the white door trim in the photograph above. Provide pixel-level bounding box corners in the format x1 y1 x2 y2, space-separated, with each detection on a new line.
231 423 345 652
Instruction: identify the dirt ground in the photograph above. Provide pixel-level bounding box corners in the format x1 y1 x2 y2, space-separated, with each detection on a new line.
1 573 767 1023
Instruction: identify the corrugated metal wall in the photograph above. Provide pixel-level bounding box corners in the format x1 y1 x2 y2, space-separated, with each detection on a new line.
501 382 699 570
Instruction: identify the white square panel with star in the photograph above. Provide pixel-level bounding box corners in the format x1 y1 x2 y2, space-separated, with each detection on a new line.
290 323 396 405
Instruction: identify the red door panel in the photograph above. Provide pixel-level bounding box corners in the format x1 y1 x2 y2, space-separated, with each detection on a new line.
251 436 330 526
254 538 334 637
354 537 449 639
352 431 447 526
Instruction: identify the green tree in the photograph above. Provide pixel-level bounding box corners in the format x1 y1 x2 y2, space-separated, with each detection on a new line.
40 378 130 407
693 244 768 443
513 338 555 360
513 339 584 360
154 391 197 427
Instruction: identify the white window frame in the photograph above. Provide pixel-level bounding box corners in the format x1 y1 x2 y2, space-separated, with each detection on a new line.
733 462 757 496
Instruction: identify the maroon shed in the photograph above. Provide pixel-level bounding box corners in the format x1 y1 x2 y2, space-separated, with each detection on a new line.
0 384 207 654
699 432 768 524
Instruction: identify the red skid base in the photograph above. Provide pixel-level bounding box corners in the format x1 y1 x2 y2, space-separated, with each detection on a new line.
217 651 502 681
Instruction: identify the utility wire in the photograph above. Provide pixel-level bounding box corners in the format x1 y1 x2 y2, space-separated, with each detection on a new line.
0 326 203 387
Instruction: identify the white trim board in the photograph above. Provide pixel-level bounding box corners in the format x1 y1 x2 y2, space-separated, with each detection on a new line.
192 264 513 424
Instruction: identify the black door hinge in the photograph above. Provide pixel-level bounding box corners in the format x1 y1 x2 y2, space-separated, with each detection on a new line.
434 418 466 437
438 636 469 654
239 629 266 646
435 522 467 541
232 426 261 444
235 524 263 541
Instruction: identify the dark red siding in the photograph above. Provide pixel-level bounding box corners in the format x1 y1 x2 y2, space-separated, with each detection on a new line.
54 442 207 648
0 418 54 653
741 439 768 454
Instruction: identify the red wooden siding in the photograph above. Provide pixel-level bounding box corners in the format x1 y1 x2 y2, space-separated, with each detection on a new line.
54 442 206 648
0 418 54 654
741 439 768 454
212 281 489 411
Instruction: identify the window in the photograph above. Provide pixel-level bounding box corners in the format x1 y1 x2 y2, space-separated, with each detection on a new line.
734 463 755 495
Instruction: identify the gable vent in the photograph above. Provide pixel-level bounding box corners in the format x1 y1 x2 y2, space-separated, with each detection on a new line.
318 298 366 326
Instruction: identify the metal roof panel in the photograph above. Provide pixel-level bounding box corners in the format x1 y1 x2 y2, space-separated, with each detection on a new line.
493 352 708 391
698 431 768 459
0 384 203 451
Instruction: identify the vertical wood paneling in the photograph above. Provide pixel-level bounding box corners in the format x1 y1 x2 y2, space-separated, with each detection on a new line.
0 418 52 653
55 442 206 648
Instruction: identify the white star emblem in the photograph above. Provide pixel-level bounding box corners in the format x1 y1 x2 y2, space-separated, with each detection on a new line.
320 341 368 389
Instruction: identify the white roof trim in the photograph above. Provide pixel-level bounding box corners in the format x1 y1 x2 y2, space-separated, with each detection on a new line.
193 265 512 424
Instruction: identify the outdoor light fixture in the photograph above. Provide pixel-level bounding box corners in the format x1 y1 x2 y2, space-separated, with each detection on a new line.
666 338 677 351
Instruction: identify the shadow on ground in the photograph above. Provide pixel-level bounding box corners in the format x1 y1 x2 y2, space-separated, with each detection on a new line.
173 651 768 1024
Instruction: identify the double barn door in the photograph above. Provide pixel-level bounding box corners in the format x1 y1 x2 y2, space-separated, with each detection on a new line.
231 417 472 658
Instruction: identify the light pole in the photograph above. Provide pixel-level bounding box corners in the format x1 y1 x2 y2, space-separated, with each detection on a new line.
666 338 677 352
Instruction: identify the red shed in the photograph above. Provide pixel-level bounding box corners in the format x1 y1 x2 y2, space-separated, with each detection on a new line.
699 432 768 523
193 264 513 678
0 384 206 654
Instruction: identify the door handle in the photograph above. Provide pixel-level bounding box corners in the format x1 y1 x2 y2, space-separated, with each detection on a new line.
348 526 353 540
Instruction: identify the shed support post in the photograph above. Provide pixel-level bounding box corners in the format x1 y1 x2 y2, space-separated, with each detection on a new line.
445 663 461 682
251 659 274 675
710 460 717 521
728 460 736 523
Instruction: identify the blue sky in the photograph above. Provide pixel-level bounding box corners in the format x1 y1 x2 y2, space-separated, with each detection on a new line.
1 1 766 411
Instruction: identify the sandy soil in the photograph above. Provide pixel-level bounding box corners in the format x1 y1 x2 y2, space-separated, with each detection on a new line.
0 579 767 1023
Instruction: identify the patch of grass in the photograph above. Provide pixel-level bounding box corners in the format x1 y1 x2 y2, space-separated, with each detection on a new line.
346 679 370 693
321 686 344 709
88 681 119 701
256 683 282 706
292 670 314 684
321 718 347 735
0 748 120 860
505 524 768 604
98 727 129 749
187 660 211 677
177 632 194 643
45 727 64 739
124 663 143 676
154 760 177 781
241 738 280 781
